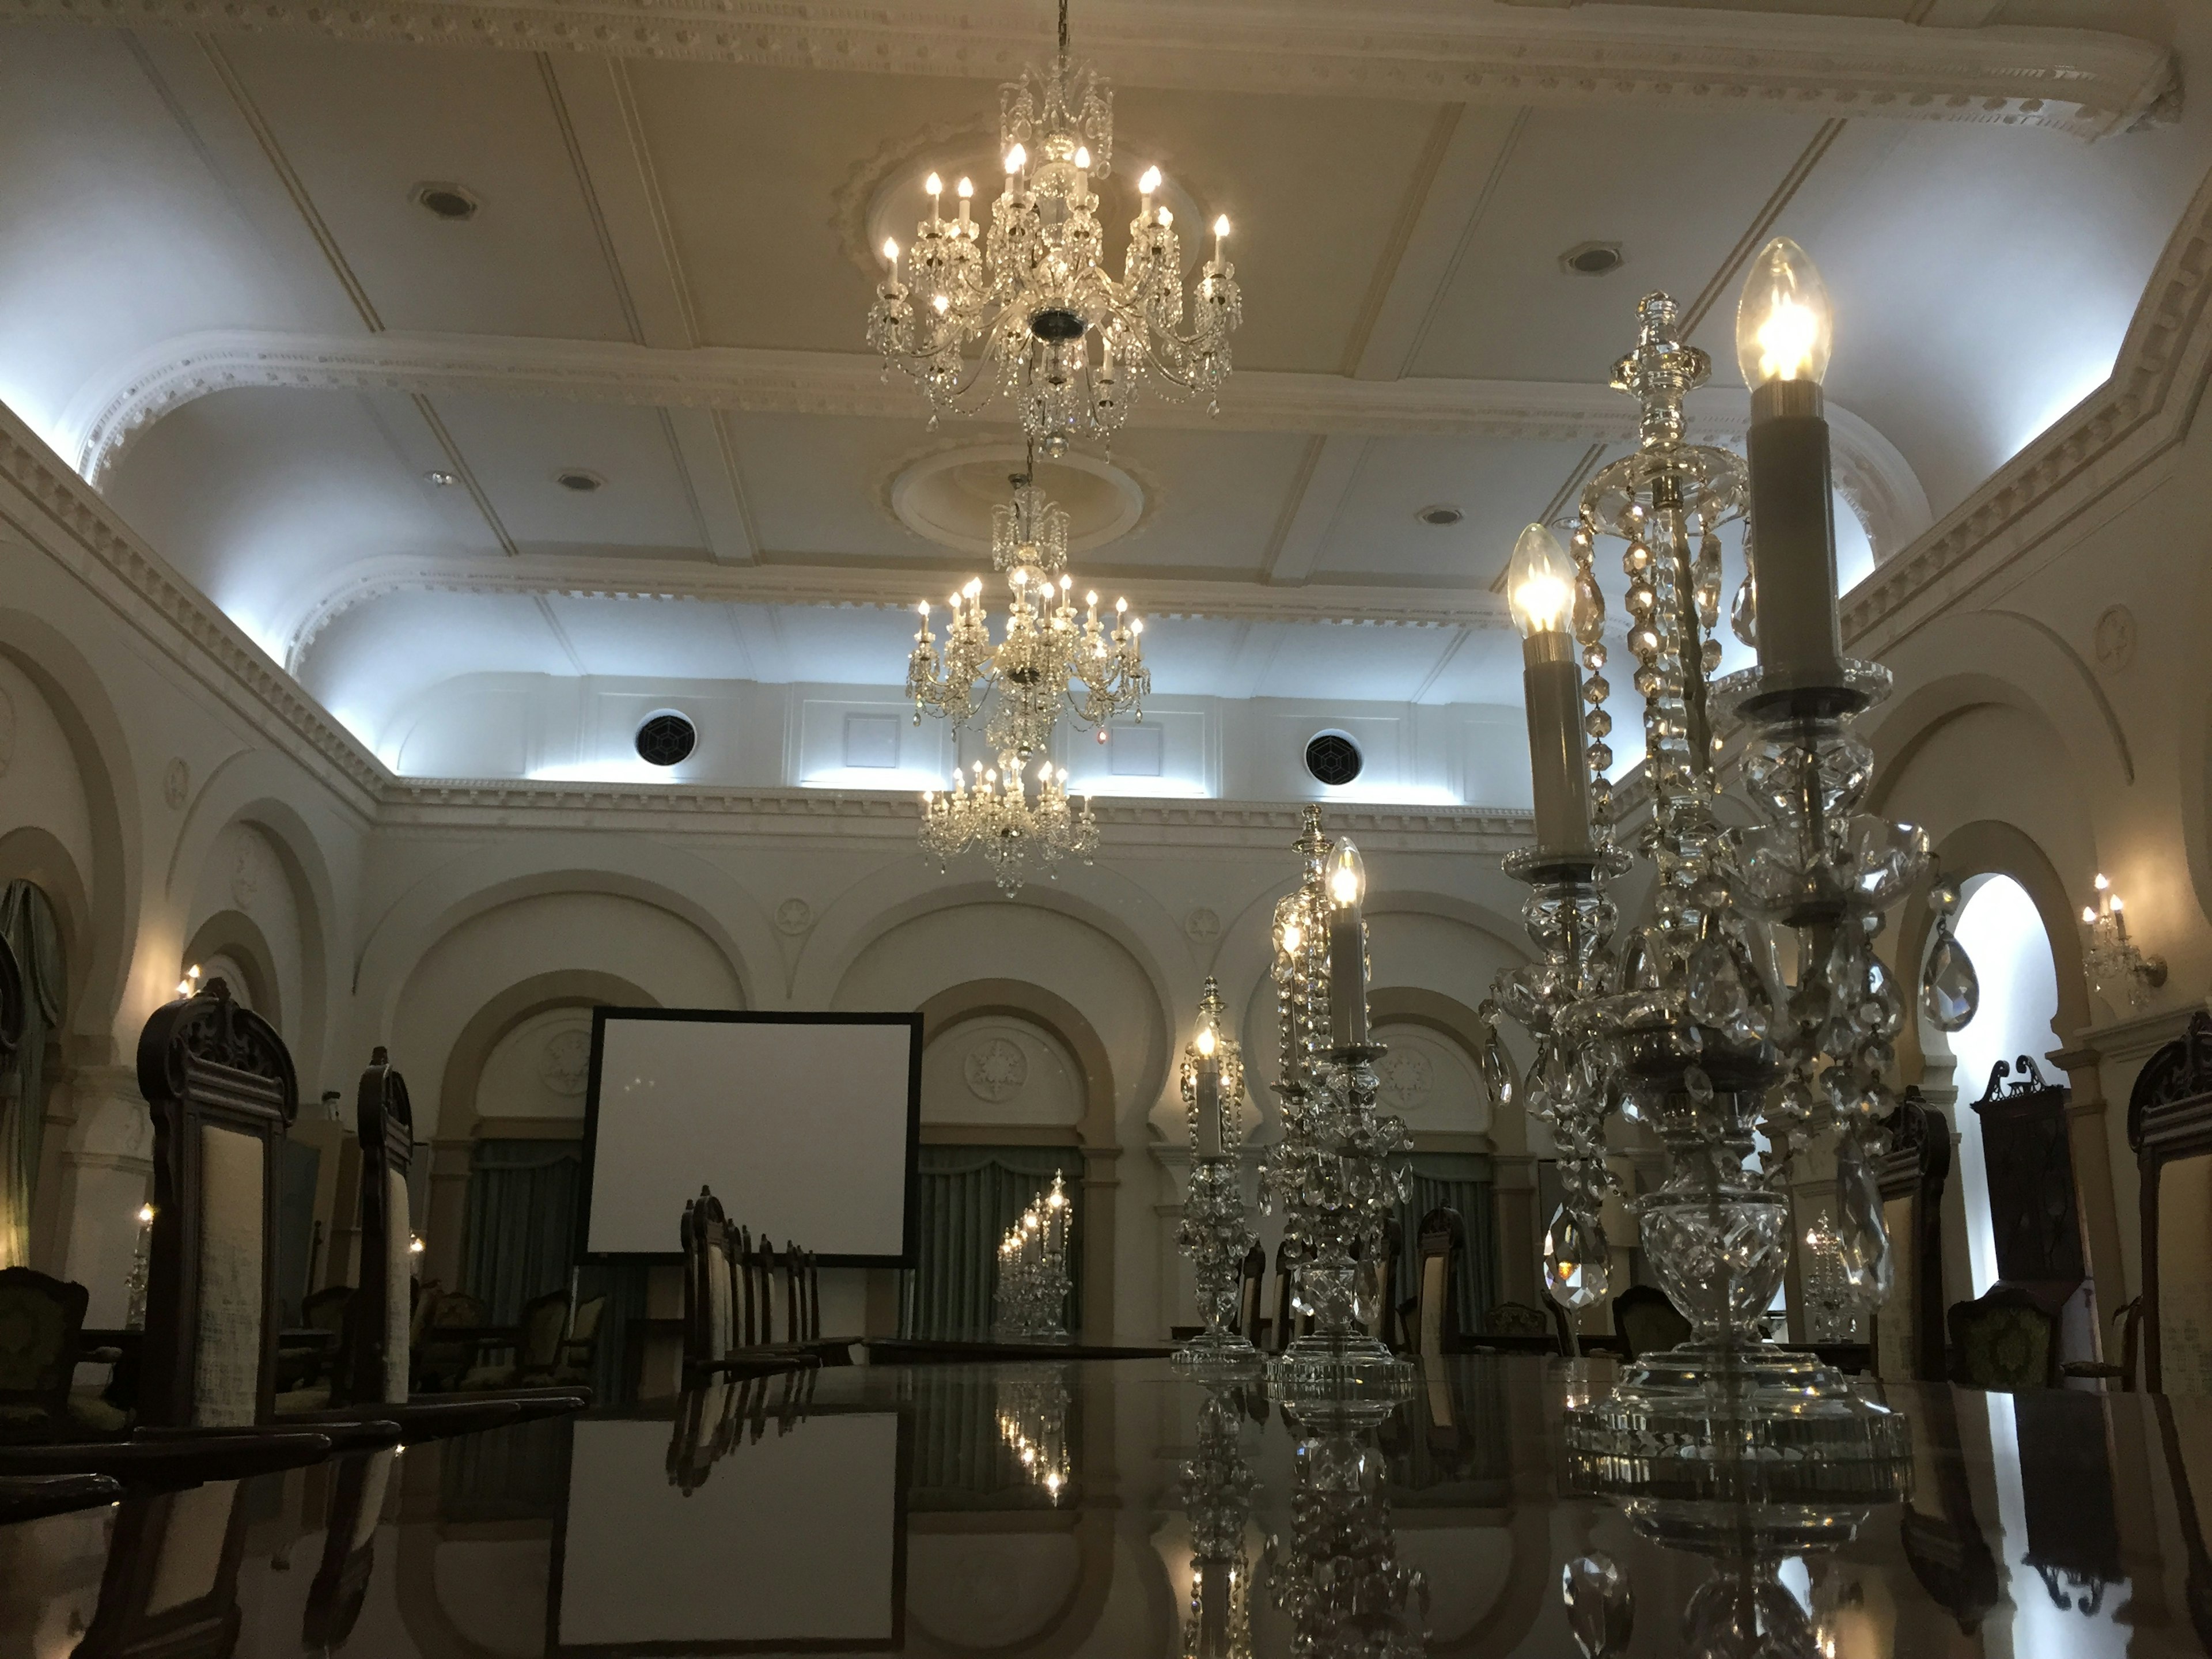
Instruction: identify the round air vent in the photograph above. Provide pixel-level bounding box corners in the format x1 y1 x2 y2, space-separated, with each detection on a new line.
555 468 604 493
1304 732 1363 787
1416 504 1464 527
412 181 480 222
635 712 697 767
1560 241 1625 276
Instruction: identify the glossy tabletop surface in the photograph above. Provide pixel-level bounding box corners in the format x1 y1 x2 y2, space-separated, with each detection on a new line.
6 1354 2212 1657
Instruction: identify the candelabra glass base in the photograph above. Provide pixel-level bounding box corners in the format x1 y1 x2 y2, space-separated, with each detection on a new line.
1567 1339 1911 1505
1267 1338 1414 1425
1174 1330 1263 1377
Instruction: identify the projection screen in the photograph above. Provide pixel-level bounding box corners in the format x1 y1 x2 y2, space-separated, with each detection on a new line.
579 1010 922 1264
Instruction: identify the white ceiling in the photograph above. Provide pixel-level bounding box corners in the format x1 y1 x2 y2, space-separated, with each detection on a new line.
0 1 2204 780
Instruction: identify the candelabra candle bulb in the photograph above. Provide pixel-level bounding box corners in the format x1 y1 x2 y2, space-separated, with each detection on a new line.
1738 237 1842 691
1326 839 1368 1050
1509 522 1593 855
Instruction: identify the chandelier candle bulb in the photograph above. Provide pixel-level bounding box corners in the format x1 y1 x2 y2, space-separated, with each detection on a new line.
1194 1025 1222 1157
1326 839 1369 1050
1508 522 1592 855
1737 237 1842 692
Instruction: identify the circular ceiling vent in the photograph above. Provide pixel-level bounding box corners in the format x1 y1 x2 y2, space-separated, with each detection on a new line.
412 181 480 222
635 712 697 767
1560 241 1626 276
1304 731 1363 788
555 468 604 493
1415 504 1464 527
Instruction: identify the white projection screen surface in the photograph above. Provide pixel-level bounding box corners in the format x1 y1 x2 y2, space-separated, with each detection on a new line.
582 1011 921 1263
556 1412 904 1652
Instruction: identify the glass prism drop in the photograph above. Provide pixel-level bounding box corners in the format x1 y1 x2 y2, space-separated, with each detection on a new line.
1562 1553 1633 1659
1834 1134 1894 1301
1730 571 1758 648
1923 926 1980 1032
1544 1204 1609 1309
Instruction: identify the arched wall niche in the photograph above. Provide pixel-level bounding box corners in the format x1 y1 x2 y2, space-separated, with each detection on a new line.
417 968 659 1293
183 908 283 1034
0 826 92 1018
923 1013 1083 1129
186 823 308 1037
0 603 141 1052
912 977 1123 1343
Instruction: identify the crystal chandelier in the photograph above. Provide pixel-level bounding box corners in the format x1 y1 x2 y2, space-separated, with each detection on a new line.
2082 872 2167 1009
1492 240 1921 1465
910 459 1145 892
865 0 1243 456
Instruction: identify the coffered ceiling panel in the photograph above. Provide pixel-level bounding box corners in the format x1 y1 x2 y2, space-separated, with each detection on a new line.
214 35 638 341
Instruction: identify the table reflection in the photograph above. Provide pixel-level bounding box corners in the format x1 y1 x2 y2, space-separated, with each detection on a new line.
6 1357 2212 1656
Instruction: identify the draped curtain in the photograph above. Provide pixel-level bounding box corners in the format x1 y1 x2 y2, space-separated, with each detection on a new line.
460 1139 584 1323
899 1144 1085 1341
0 882 64 1269
1393 1153 1499 1339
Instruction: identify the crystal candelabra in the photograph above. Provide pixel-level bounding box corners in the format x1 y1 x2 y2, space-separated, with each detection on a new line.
123 1201 153 1330
992 1173 1074 1342
1493 243 1919 1469
1798 1210 1862 1344
1177 1384 1259 1659
2082 872 2167 1009
995 1363 1074 1501
1176 976 1260 1375
1257 808 1415 1413
1265 1403 1428 1656
864 0 1242 456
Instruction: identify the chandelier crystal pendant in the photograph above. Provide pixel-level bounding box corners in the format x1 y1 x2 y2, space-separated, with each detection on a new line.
910 459 1144 892
865 0 1243 456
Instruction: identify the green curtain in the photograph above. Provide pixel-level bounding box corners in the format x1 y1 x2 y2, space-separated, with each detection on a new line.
0 882 64 1269
1393 1153 1499 1339
460 1139 584 1323
899 1145 1084 1341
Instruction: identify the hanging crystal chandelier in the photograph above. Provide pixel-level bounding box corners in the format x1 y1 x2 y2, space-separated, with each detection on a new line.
910 457 1145 892
1490 240 1922 1469
865 0 1243 456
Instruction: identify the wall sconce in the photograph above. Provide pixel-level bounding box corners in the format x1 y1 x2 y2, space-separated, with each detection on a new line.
173 963 202 1000
2082 873 2166 1010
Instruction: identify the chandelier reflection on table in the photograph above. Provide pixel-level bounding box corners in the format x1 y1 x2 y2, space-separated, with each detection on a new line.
911 460 1145 892
1266 1400 1427 1657
993 1172 1074 1342
1178 1384 1259 1659
1490 238 1918 1467
865 0 1242 456
996 1363 1074 1502
1176 977 1261 1376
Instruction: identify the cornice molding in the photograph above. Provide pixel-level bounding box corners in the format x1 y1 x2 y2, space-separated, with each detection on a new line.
3 1 2174 141
66 327 1929 559
1842 157 2212 658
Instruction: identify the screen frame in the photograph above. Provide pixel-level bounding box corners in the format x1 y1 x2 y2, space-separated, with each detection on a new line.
575 1007 923 1268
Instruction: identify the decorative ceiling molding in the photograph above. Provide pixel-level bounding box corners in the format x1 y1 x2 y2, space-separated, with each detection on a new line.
4 0 2175 140
279 549 1520 673
66 327 1930 558
1842 156 2212 659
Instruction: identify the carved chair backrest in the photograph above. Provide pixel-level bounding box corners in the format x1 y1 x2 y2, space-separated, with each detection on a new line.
1482 1300 1552 1338
680 1188 734 1368
1873 1087 1953 1383
1613 1284 1692 1361
1271 1240 1308 1355
1947 1283 2057 1391
349 1046 416 1405
0 1265 88 1426
1414 1207 1466 1359
135 978 298 1429
2130 1012 2212 1395
78 1482 254 1657
514 1290 571 1377
301 1449 396 1651
800 1247 822 1340
1236 1242 1266 1340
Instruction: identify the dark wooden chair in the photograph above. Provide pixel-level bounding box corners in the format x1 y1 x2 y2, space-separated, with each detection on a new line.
1365 1215 1403 1349
1872 1086 1952 1382
0 1266 88 1442
2128 1010 2212 1394
682 1192 806 1381
1234 1242 1266 1343
1270 1239 1309 1355
1613 1284 1692 1360
413 1291 487 1391
1948 1285 2058 1391
1482 1300 1551 1338
1407 1207 1466 1360
301 1448 397 1650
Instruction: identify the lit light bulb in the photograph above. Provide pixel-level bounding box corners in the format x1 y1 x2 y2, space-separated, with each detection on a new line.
881 236 900 267
916 599 931 616
1280 921 1304 954
1157 207 1173 227
1056 767 1068 782
1085 589 1098 606
956 176 974 199
1114 597 1127 613
2095 873 2111 891
932 293 950 314
137 1204 154 1225
1139 165 1161 195
409 1233 426 1255
1073 146 1090 169
965 577 983 597
1005 143 1027 173
1328 839 1366 908
1130 618 1143 635
2111 894 2126 914
1196 1025 1216 1056
925 172 942 197
1506 522 1573 638
1735 236 1832 388
1213 214 1231 238
2084 906 2099 925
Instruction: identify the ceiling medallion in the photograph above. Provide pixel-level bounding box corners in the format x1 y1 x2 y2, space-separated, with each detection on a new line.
912 452 1147 892
865 0 1244 458
889 442 1144 555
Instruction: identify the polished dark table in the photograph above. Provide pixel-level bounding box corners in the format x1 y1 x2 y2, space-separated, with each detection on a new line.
3 1354 2207 1656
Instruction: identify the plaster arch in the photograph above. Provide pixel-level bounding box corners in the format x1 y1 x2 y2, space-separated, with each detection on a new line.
183 908 283 1035
352 835 775 1037
416 968 658 1292
166 763 342 1080
0 826 93 1018
0 603 141 1048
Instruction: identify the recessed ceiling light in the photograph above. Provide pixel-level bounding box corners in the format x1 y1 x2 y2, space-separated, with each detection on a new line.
412 181 480 222
1560 241 1626 276
555 469 605 493
424 470 456 487
1416 504 1464 527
